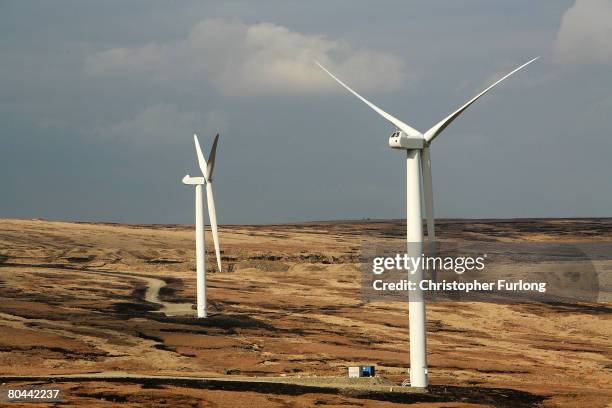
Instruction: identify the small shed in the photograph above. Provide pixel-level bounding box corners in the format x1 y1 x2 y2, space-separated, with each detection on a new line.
348 365 375 378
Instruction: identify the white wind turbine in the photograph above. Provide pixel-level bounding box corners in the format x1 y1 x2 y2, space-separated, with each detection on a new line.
182 133 222 318
317 57 539 388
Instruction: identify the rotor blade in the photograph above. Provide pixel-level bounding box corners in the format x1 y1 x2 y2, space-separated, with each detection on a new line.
424 57 539 143
206 134 219 181
421 147 437 296
205 182 222 272
193 134 209 180
316 61 422 138
421 146 435 248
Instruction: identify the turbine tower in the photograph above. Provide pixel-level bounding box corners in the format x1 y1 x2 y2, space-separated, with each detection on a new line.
182 133 222 318
317 57 538 387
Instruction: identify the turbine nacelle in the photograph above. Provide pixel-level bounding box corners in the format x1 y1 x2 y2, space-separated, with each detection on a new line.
182 175 206 185
388 130 424 150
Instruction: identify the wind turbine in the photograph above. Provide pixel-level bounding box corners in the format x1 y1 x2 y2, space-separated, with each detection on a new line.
182 133 222 318
317 57 538 388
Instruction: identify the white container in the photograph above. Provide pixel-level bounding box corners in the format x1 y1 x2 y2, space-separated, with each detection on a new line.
348 366 361 378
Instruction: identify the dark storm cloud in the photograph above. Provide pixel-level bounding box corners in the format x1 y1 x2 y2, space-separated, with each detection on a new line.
0 0 610 224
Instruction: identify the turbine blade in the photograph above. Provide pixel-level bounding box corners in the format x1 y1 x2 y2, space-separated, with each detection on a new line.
206 182 222 272
421 146 435 248
421 147 437 296
206 134 219 181
194 134 209 180
316 61 422 138
424 57 539 143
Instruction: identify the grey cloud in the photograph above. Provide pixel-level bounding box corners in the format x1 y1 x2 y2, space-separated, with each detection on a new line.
85 19 408 96
97 104 227 144
554 0 612 64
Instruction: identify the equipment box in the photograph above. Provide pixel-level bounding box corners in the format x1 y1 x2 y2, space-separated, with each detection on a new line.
348 365 375 378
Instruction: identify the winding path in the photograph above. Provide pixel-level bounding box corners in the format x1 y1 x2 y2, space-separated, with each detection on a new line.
87 270 194 316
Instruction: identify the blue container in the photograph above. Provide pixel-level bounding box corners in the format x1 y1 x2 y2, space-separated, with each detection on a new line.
360 366 375 377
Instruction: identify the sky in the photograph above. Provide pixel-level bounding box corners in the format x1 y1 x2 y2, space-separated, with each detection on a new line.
1 0 611 224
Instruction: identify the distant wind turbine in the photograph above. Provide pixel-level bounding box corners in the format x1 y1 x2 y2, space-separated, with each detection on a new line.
182 134 222 318
317 56 539 388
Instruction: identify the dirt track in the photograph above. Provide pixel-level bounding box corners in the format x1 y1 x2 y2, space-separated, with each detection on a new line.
78 270 194 316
